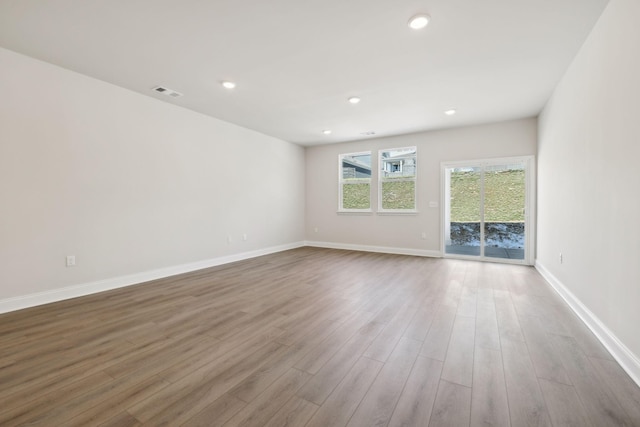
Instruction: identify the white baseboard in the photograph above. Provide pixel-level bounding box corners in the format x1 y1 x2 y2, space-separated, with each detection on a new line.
304 240 442 258
535 260 640 387
0 241 305 315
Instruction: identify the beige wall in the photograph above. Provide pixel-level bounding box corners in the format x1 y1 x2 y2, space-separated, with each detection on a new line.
0 47 305 303
538 0 640 366
305 118 537 254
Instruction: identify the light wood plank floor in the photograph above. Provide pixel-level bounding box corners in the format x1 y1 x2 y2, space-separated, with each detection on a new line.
1 247 639 426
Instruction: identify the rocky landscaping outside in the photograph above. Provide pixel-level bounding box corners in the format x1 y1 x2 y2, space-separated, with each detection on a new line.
450 222 524 249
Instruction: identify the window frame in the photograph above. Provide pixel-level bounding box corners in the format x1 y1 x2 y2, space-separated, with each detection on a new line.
378 146 418 214
338 151 373 213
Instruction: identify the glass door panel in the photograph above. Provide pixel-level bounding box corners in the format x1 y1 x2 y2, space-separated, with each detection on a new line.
445 166 482 256
483 163 525 260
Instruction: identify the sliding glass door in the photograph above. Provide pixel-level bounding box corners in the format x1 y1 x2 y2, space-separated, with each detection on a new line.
443 157 534 264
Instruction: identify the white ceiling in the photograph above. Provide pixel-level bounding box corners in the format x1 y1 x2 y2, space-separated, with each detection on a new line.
0 0 609 146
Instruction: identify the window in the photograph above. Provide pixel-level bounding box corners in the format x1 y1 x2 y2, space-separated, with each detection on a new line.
339 151 372 211
379 147 417 212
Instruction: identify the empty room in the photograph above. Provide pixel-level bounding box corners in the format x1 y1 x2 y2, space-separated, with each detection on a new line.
1 0 639 426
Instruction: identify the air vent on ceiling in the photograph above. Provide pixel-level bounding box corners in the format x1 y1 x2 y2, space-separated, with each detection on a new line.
360 131 376 136
152 86 183 98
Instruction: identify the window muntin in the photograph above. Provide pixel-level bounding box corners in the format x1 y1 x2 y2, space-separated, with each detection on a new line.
339 152 372 211
379 147 417 212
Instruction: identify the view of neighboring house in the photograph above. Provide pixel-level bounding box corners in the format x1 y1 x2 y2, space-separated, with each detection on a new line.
341 154 372 179
380 148 416 178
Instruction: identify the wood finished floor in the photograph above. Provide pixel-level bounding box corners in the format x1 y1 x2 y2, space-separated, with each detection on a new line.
1 247 639 426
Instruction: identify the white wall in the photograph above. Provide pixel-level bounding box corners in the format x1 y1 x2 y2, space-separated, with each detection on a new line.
537 0 640 373
0 47 305 305
305 118 537 254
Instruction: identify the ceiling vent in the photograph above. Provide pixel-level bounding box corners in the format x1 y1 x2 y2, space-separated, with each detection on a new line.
152 86 183 98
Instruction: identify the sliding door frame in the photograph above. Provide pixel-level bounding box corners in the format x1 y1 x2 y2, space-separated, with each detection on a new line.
440 155 536 265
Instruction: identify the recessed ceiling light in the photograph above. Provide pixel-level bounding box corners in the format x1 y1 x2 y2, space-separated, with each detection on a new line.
348 96 361 104
444 109 457 116
322 130 332 135
221 81 236 89
408 14 430 30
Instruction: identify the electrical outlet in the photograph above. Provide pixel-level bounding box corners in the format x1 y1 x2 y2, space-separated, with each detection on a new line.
421 232 427 240
227 236 232 244
314 227 319 233
66 255 76 267
559 253 563 264
242 233 247 241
